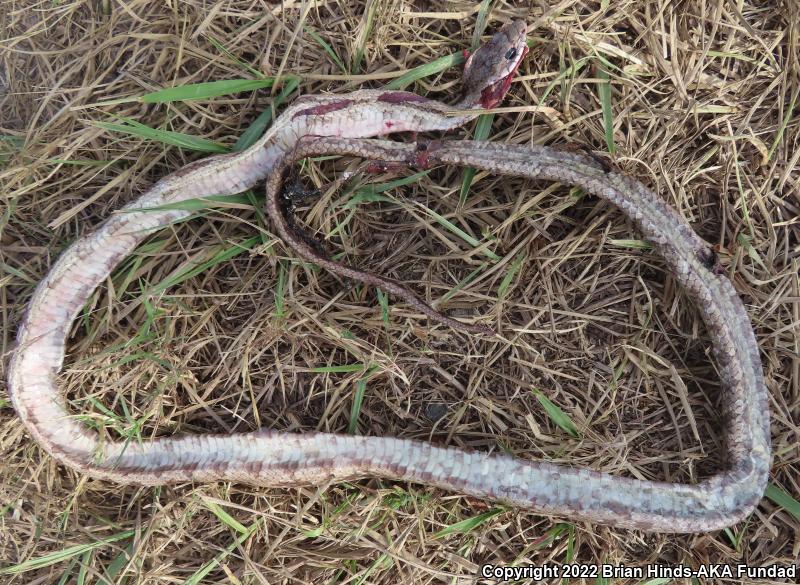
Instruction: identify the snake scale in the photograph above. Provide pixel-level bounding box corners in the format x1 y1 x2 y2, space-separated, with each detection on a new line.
8 20 770 532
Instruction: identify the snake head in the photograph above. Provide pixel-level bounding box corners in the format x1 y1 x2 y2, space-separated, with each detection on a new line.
462 20 529 109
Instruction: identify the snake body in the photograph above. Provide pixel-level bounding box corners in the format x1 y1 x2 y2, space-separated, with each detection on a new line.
7 20 770 532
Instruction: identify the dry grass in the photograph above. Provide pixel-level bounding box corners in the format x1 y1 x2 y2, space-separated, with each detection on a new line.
1 1 799 583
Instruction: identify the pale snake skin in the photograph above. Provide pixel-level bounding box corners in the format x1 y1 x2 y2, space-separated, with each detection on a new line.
7 20 769 532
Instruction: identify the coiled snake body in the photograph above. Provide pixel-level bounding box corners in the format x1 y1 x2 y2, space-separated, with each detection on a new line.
8 20 770 532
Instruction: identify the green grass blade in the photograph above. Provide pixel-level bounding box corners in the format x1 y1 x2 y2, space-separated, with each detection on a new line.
234 76 301 151
434 508 505 538
459 113 494 205
533 523 571 550
540 56 591 104
766 483 800 520
330 171 431 238
150 236 261 294
497 252 525 298
1 261 36 284
349 170 431 201
348 376 369 434
414 203 500 261
141 78 281 103
565 523 575 562
97 543 134 585
0 135 23 166
76 550 90 585
351 2 378 74
533 389 580 438
185 520 262 585
201 498 249 534
304 26 348 74
441 263 487 302
134 193 254 213
376 288 390 326
737 232 768 271
91 120 227 153
206 36 264 78
0 531 134 575
767 89 798 161
56 557 80 585
384 52 467 91
609 239 653 249
597 67 616 154
471 0 494 48
274 261 287 319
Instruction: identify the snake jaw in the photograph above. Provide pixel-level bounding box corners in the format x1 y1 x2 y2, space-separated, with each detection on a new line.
478 44 529 108
461 20 529 110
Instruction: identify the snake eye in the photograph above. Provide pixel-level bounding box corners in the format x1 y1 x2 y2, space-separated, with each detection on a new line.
505 47 518 60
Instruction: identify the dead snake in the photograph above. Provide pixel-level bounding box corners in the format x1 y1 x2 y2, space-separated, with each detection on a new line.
7 20 770 532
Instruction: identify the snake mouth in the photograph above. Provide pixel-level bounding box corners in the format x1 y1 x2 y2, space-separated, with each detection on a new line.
479 45 529 109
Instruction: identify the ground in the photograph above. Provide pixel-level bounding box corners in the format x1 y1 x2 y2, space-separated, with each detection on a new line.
1 1 798 584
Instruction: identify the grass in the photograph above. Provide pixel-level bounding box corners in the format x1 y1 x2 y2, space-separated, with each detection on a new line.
90 119 229 153
1 1 799 583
